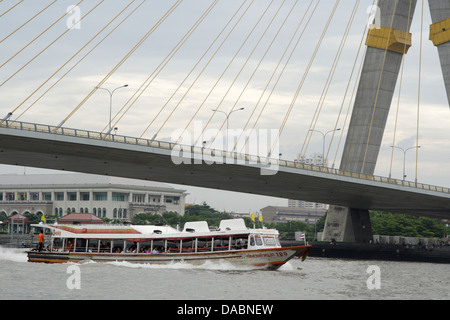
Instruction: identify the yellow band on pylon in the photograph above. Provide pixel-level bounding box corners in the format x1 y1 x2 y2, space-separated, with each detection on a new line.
366 26 412 54
429 18 450 46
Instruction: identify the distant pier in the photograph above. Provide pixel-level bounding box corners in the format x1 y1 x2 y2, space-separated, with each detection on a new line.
283 241 450 264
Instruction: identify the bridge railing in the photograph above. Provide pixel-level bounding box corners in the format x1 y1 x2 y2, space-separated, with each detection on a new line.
1 119 449 195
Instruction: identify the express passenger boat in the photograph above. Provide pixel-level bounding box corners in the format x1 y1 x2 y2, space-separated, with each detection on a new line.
27 219 311 270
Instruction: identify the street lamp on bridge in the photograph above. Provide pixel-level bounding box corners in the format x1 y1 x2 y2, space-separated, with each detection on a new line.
309 128 341 167
390 145 421 181
211 107 245 151
95 84 128 134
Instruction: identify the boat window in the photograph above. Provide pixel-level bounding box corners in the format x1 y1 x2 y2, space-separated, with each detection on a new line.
255 235 263 246
275 235 280 246
262 236 276 246
196 239 209 252
214 238 229 251
167 240 182 253
181 239 195 253
231 237 247 250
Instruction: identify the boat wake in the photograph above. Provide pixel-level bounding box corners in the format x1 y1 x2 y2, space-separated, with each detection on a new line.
0 246 28 263
105 259 264 272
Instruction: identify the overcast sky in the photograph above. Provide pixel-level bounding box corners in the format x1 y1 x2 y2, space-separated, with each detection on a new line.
0 0 449 213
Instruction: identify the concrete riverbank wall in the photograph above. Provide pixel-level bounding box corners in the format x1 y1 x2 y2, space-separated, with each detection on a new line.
283 241 450 264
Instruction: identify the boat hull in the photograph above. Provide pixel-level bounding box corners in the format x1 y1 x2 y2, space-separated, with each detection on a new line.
28 245 311 270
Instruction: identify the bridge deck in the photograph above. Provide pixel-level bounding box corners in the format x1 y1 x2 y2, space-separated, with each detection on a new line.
0 121 449 219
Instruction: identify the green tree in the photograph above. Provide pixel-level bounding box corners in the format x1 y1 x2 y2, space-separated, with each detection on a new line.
131 203 233 229
183 203 232 227
370 211 448 238
131 212 166 225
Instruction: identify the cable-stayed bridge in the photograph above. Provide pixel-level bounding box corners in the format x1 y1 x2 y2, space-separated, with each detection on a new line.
0 119 449 219
0 0 449 242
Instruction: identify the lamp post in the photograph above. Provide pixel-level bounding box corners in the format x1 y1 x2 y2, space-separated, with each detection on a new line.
211 107 244 150
95 84 128 134
390 145 421 181
309 128 341 167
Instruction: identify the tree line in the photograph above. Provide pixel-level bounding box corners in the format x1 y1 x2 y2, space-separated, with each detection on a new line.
131 205 448 240
3 204 447 240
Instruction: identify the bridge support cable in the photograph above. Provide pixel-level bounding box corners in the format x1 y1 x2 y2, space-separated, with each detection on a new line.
156 0 254 143
0 0 24 19
0 0 85 75
10 0 138 121
12 0 146 123
106 0 222 135
107 0 223 137
151 0 270 143
298 0 361 165
230 0 314 153
0 0 58 45
152 0 259 140
152 0 273 143
268 0 341 158
331 48 366 170
57 0 184 129
198 0 306 149
236 0 320 154
415 0 425 183
134 0 248 139
0 0 103 90
330 0 380 169
389 0 415 179
131 0 246 139
202 0 300 149
175 0 291 146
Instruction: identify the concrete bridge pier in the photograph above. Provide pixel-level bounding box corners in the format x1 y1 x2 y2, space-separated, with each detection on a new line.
322 0 417 243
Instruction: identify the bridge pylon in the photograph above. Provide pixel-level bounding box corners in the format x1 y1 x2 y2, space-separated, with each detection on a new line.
322 0 450 243
428 0 450 106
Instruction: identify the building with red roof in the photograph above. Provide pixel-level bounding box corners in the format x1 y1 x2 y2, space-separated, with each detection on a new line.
57 213 105 225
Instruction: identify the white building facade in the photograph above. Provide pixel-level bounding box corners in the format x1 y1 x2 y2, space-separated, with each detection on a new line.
287 199 328 210
0 174 187 220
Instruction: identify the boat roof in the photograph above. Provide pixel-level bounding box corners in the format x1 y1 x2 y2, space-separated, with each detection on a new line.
31 219 278 241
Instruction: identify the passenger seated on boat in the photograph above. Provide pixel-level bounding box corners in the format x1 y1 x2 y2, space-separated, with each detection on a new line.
99 242 111 252
152 246 162 254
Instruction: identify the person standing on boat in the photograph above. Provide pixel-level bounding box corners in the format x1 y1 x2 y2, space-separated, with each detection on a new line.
38 230 45 252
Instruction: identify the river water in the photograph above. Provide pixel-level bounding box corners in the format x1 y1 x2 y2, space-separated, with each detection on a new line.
1 246 449 301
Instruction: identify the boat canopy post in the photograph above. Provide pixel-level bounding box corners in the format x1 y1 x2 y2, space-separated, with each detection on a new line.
74 238 77 252
211 237 214 252
86 239 89 252
195 238 198 253
180 239 183 253
110 240 114 253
